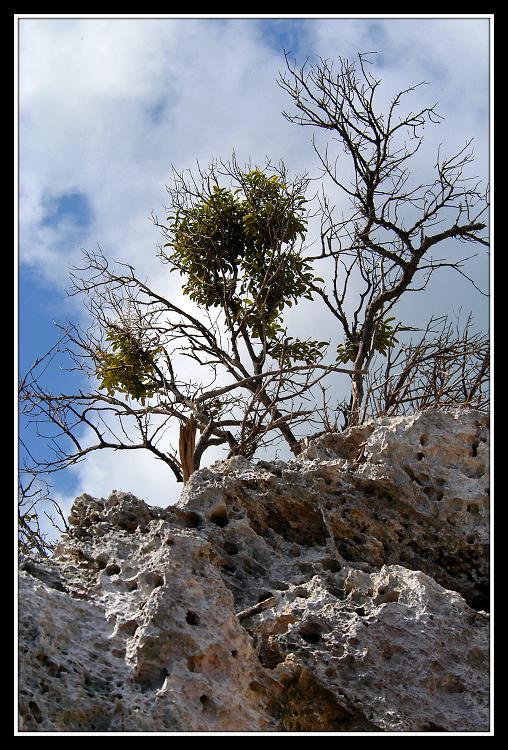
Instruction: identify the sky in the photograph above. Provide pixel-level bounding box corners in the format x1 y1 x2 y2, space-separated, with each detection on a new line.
16 15 491 523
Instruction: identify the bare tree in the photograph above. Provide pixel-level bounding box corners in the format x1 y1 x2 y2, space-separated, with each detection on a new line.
279 52 489 426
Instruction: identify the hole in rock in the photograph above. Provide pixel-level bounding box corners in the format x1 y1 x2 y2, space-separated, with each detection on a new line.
144 572 164 588
297 562 314 574
416 452 425 461
159 667 169 685
231 650 238 658
104 563 121 576
423 487 444 502
469 585 490 612
269 579 289 591
298 621 324 644
222 562 237 574
28 701 43 724
186 610 200 626
376 587 400 604
200 694 210 707
136 665 169 691
321 558 342 573
223 541 239 555
419 435 428 446
210 505 229 527
258 643 285 669
257 591 273 603
337 548 355 562
126 579 138 591
293 587 311 599
183 511 202 528
249 680 266 693
187 656 198 672
471 441 479 457
403 465 421 485
118 620 139 636
444 677 465 694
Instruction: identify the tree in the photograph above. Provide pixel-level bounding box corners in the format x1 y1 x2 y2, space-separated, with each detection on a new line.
278 52 489 425
19 52 489 506
19 157 360 487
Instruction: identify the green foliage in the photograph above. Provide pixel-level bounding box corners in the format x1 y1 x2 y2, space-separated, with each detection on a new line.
336 317 402 364
96 327 159 404
269 334 328 367
166 169 315 356
169 185 246 307
372 317 401 357
239 170 307 248
336 340 359 365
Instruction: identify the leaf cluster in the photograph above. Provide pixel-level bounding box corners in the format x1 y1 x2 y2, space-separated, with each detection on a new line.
166 169 312 338
336 317 403 364
96 327 159 404
269 333 328 367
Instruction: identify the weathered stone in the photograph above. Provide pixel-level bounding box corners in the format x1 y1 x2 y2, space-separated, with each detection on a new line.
180 408 489 610
252 566 489 732
18 409 490 733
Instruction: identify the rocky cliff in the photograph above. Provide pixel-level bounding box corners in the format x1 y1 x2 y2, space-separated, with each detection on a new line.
18 409 490 733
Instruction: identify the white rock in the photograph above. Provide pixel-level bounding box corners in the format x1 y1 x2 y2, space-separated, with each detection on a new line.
18 409 490 733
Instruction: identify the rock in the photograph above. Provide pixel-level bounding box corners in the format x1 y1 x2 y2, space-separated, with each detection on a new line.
19 517 271 732
18 409 490 733
253 566 489 732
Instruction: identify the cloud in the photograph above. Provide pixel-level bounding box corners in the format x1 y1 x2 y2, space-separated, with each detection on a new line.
18 16 490 507
19 17 489 290
19 19 317 288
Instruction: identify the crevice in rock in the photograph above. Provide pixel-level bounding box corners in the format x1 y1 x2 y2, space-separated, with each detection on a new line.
186 610 200 626
210 505 229 527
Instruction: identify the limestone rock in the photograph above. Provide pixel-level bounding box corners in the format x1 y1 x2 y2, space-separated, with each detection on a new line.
18 409 490 733
180 408 489 609
253 566 489 732
19 513 271 732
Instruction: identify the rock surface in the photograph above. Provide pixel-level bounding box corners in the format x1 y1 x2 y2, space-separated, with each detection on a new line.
18 409 490 733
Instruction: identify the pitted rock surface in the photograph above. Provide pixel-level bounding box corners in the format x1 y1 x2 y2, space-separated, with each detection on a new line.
18 409 490 733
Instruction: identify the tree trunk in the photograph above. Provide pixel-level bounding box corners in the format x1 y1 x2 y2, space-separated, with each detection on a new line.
348 370 365 427
179 417 197 484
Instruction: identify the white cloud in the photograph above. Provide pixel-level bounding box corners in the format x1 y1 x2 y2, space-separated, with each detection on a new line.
19 19 318 289
68 445 187 508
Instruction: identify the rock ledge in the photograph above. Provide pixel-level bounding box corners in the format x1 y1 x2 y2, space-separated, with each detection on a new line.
18 409 490 732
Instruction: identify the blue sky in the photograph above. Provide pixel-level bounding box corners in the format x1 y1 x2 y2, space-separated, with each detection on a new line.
17 15 491 517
